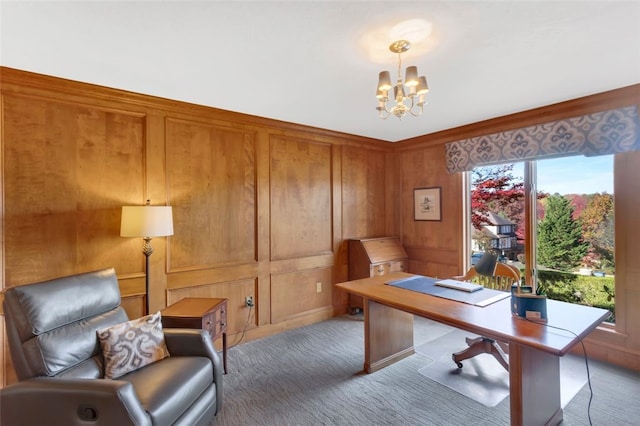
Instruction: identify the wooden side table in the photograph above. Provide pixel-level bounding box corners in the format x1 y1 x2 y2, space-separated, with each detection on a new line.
161 297 228 374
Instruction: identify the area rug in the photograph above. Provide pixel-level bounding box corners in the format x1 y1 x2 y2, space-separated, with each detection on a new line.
415 328 589 407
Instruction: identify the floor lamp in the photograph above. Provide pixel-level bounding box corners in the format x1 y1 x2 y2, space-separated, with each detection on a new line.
120 200 174 315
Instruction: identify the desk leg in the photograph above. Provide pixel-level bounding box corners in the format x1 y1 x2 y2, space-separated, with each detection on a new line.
363 298 414 373
509 343 562 426
222 332 228 374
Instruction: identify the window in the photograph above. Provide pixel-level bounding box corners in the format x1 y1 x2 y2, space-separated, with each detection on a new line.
468 155 615 322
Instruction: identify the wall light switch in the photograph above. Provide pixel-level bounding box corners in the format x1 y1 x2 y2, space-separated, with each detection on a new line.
316 282 322 293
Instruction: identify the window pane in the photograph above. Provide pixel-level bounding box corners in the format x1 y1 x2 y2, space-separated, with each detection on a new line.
469 163 524 266
536 155 615 323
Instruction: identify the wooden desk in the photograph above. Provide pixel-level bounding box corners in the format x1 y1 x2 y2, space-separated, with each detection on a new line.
161 298 228 374
336 273 610 426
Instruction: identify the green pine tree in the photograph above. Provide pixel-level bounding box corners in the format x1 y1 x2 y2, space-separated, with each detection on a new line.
537 195 588 271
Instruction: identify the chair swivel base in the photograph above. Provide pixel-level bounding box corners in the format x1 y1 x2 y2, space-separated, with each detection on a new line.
452 336 509 372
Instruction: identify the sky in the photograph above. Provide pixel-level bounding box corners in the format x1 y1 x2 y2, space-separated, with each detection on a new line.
512 155 614 196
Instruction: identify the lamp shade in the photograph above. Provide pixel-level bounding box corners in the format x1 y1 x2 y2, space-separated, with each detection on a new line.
417 76 429 94
405 66 419 87
474 252 498 277
377 71 392 91
120 205 174 238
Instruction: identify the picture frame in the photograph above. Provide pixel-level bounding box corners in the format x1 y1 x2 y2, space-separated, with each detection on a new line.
414 187 442 221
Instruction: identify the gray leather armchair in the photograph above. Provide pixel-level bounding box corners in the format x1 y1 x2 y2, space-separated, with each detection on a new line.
0 267 223 425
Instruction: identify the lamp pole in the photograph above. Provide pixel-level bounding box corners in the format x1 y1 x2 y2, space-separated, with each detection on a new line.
142 237 154 315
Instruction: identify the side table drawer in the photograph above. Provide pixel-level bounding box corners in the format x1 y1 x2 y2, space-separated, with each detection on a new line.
202 304 228 338
218 304 227 335
202 312 216 337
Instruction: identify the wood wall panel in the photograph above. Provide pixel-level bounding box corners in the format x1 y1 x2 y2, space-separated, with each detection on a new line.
614 151 640 351
166 118 257 271
395 145 463 277
341 145 388 240
270 267 333 323
269 135 332 260
2 94 145 285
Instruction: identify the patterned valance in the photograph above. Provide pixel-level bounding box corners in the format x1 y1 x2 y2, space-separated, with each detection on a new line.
445 106 640 173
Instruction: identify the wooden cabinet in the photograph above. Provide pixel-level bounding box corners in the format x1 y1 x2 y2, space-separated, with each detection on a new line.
161 298 228 374
348 237 408 312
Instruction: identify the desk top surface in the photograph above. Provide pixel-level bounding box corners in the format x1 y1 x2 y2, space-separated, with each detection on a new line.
337 272 610 356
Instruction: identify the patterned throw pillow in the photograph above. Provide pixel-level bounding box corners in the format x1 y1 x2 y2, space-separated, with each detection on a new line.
97 311 170 379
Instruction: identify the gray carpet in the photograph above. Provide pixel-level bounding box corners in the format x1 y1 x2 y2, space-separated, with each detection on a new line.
214 315 640 426
415 329 587 408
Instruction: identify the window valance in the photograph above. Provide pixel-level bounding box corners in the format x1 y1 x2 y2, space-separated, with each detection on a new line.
445 105 640 173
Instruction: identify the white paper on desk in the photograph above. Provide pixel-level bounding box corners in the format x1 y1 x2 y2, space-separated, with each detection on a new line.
434 279 483 293
474 292 510 307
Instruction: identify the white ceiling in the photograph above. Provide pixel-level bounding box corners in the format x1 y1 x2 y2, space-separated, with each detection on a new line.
1 1 639 142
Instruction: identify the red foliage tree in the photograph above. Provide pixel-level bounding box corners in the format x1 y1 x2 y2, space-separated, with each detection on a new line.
471 165 525 233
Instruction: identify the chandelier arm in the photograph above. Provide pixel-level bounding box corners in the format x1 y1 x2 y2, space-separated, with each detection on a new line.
409 96 424 117
378 107 391 119
409 105 424 117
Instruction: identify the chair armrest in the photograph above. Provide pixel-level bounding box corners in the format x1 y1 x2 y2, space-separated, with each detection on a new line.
163 328 224 413
0 377 151 426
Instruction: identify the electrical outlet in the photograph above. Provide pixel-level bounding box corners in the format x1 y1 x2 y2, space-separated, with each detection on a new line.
316 282 322 293
245 296 254 307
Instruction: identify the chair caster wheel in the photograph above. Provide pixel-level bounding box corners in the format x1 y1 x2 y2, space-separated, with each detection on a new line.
452 354 463 369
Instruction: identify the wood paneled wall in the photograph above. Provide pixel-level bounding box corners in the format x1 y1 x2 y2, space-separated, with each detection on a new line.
0 67 393 386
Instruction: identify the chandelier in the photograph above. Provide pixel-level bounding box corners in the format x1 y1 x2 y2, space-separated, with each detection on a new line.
376 40 429 120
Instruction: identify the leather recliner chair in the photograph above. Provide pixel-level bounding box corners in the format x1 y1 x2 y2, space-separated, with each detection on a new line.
0 267 223 425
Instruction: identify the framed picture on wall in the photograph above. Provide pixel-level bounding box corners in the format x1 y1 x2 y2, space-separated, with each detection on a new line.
414 187 442 221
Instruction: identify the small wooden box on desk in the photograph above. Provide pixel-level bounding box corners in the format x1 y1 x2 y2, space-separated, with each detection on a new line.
348 236 408 313
161 297 228 374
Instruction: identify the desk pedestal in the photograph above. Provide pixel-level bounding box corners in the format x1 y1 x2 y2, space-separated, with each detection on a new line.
364 298 414 373
509 343 562 426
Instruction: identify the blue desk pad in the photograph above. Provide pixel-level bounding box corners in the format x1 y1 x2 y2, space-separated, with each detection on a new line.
385 275 510 307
